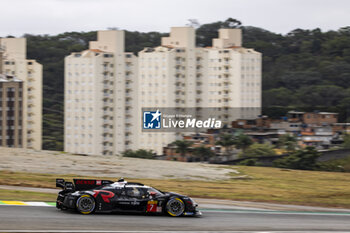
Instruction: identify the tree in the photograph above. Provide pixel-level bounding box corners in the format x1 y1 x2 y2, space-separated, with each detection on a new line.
263 87 296 107
172 140 193 159
238 158 257 166
273 146 321 170
192 146 215 161
121 149 155 159
240 143 276 158
342 134 350 149
216 133 235 155
277 134 298 152
234 134 253 151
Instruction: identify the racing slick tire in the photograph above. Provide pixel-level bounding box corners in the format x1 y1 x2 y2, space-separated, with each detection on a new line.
76 194 96 214
165 197 185 217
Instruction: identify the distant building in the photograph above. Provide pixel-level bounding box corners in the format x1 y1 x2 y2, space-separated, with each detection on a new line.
0 75 23 147
287 111 338 126
137 27 262 155
0 38 42 150
232 115 271 129
230 111 342 149
65 28 262 156
64 31 138 155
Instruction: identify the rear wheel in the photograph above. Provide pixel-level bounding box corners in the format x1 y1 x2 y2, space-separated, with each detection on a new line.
76 195 95 214
166 197 185 217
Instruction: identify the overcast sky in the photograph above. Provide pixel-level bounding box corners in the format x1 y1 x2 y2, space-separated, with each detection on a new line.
1 0 350 37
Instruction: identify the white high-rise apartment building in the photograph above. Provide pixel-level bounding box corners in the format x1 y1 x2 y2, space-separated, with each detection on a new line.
0 38 42 150
64 30 138 155
65 27 261 156
137 27 261 154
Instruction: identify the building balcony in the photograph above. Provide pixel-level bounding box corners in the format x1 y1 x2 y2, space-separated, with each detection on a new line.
222 102 230 108
223 79 230 85
175 86 183 90
125 83 132 90
175 69 182 74
175 96 184 101
223 96 230 101
125 110 132 116
103 84 111 90
103 137 111 142
103 128 112 133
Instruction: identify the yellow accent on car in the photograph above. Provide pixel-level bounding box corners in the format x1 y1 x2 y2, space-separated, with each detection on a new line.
147 200 158 205
175 198 183 203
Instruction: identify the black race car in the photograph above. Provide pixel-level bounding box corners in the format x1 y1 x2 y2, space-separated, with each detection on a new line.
56 178 201 217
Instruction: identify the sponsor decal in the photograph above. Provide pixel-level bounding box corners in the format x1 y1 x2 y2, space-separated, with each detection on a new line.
96 180 102 186
147 200 158 213
93 190 115 203
76 180 95 185
131 200 140 205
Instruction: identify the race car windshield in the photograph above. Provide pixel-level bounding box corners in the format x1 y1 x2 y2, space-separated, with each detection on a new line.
148 187 163 195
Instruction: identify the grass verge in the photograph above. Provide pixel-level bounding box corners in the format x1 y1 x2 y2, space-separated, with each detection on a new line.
0 190 56 202
0 166 350 208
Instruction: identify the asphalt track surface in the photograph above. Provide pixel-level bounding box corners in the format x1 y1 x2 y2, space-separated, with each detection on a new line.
0 206 350 232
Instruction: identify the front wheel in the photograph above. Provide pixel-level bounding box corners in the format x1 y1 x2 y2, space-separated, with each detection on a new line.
76 195 96 214
166 197 185 217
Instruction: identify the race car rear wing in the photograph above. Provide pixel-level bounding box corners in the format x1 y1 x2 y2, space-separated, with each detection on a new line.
56 178 74 191
56 178 65 188
73 179 114 191
56 178 114 191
